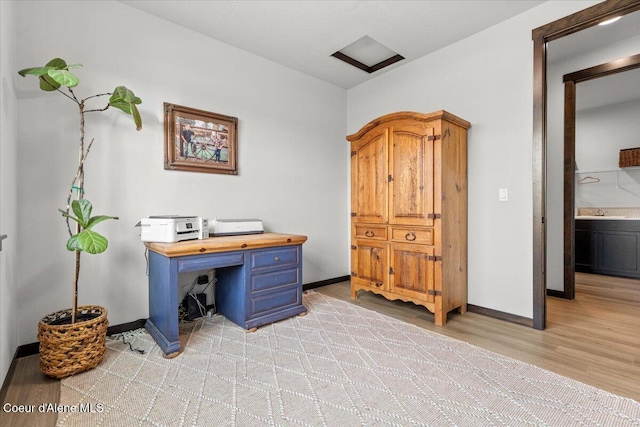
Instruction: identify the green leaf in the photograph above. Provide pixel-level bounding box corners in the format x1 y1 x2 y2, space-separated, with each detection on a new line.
71 199 92 227
45 58 67 70
66 234 80 252
18 66 54 77
131 103 142 131
109 99 132 114
85 215 118 230
76 229 108 254
18 59 80 91
39 75 60 91
111 86 138 103
18 58 74 79
48 69 79 88
109 87 143 129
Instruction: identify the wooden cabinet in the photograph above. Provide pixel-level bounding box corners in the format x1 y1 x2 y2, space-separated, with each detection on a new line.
348 111 470 325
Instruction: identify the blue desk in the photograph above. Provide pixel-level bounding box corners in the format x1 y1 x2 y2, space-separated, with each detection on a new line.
144 233 307 357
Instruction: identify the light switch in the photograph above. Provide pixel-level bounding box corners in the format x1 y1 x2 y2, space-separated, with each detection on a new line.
499 188 508 202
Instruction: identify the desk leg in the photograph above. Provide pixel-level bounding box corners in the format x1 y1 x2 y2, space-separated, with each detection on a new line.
146 251 181 356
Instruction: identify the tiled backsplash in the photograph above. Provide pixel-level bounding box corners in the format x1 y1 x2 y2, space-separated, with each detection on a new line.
577 207 640 218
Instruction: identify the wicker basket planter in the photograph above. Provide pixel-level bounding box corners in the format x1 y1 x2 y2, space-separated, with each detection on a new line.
37 305 108 379
619 147 640 168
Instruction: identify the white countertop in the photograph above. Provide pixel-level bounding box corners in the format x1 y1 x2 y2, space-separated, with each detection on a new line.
575 216 640 220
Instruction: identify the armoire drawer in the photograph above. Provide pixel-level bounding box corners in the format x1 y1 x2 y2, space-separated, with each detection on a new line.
354 224 388 240
390 227 434 245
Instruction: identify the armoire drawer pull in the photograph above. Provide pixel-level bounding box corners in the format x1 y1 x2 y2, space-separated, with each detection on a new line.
405 232 416 241
274 256 280 262
365 230 374 237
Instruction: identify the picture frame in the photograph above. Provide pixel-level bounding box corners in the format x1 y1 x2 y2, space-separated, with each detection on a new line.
164 102 238 174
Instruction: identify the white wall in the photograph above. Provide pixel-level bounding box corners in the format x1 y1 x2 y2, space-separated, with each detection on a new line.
546 35 640 291
347 1 597 318
0 0 19 387
575 98 640 208
15 0 348 345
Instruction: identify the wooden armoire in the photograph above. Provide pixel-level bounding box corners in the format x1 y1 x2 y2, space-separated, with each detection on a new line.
348 111 470 326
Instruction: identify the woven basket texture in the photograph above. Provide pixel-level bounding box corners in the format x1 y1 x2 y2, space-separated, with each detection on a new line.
38 305 108 379
619 147 640 168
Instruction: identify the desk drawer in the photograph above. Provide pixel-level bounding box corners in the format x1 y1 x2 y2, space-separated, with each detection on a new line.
251 268 299 294
177 252 244 273
251 246 299 272
250 285 301 317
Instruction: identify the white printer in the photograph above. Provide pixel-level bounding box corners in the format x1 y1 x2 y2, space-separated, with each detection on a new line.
138 216 209 243
211 218 263 236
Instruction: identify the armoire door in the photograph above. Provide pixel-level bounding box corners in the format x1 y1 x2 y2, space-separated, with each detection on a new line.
389 243 435 302
388 122 435 226
352 240 388 290
351 127 388 224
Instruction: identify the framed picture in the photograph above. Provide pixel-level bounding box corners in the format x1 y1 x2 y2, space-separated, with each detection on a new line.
164 102 238 174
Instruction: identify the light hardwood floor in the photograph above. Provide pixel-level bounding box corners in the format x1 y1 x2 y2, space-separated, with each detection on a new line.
1 273 639 426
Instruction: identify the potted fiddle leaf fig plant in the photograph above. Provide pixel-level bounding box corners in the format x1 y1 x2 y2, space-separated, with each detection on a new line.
18 58 142 378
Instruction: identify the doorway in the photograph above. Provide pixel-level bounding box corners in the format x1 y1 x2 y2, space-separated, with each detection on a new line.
563 55 640 298
532 0 640 330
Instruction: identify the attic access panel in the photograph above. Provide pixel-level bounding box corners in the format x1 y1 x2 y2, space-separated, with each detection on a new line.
332 35 404 73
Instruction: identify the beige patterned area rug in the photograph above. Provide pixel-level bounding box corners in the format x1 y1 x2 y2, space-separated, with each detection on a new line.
57 291 640 426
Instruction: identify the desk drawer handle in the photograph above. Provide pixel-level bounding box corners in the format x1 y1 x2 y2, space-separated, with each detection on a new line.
365 230 374 237
274 256 280 262
405 232 416 241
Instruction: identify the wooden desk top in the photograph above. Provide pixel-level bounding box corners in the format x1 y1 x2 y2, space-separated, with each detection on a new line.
144 232 308 257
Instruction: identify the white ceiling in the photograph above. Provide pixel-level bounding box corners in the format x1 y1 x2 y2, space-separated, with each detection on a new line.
120 0 544 89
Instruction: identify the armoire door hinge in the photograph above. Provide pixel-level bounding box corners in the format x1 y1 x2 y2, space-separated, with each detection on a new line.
427 213 442 219
428 255 442 262
427 134 441 141
351 272 358 277
351 150 357 156
351 245 356 250
427 289 442 296
351 212 357 217
388 175 393 182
